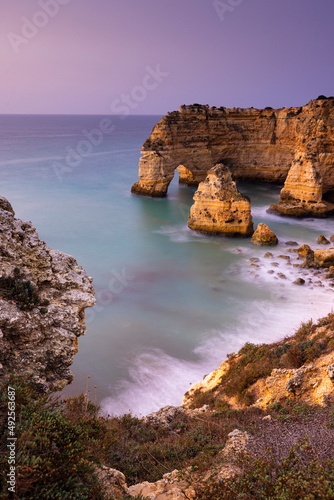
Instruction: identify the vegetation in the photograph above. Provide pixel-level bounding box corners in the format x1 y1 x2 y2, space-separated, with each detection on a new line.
200 315 334 406
0 267 49 313
198 438 334 499
0 313 334 498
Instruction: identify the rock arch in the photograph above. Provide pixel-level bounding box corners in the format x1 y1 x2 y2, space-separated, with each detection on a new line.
131 100 334 216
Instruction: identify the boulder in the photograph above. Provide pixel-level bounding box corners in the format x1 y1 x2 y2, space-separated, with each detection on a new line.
317 235 330 244
298 244 314 263
97 467 129 499
251 223 278 246
293 278 305 285
314 249 334 268
188 164 254 236
128 470 196 500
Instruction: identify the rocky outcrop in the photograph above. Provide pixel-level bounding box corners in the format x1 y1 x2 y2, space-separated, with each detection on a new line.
128 470 196 500
314 249 334 267
269 153 334 217
131 98 334 215
96 467 129 499
298 244 315 264
297 243 334 269
318 235 330 244
251 223 278 246
183 314 334 410
0 198 95 392
187 164 253 236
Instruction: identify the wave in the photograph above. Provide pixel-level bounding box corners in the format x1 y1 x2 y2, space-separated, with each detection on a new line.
100 255 333 417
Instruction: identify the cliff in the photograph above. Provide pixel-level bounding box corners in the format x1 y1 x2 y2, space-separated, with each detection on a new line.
131 97 334 216
0 197 96 392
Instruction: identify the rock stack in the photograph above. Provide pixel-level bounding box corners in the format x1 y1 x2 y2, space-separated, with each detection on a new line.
188 164 254 236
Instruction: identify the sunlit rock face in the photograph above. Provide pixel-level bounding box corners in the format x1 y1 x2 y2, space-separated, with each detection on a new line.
131 98 334 217
187 164 253 236
270 153 334 217
0 197 96 392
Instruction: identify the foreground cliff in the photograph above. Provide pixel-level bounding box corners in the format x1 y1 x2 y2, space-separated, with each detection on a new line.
131 97 334 217
4 311 333 499
0 197 95 392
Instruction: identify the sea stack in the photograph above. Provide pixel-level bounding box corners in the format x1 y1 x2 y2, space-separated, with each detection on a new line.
131 99 334 214
188 164 254 236
270 153 334 217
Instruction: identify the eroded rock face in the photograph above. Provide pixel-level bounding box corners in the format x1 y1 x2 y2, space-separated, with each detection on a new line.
188 164 253 236
251 223 278 246
128 470 196 500
270 153 334 217
314 249 334 268
131 99 334 212
0 198 96 392
96 467 129 499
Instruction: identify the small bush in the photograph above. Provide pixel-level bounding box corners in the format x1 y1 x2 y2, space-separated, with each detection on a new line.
0 267 49 313
197 438 334 499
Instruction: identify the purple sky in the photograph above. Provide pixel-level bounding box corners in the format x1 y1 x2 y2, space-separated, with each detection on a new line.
1 0 334 114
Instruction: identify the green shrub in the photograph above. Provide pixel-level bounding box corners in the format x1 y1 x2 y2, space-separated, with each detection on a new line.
197 438 334 499
0 268 49 313
0 375 105 499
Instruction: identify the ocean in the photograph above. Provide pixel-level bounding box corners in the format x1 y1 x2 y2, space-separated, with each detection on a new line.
0 114 333 416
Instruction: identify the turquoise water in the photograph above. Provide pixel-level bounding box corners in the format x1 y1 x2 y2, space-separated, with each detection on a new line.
0 114 333 416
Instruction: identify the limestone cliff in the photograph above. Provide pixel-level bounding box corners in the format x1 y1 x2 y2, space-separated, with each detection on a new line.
0 197 96 392
131 98 334 216
183 315 334 411
270 152 334 216
187 164 253 236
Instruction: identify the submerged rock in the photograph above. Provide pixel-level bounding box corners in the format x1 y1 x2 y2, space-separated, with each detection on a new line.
188 164 254 236
0 197 96 392
251 223 278 246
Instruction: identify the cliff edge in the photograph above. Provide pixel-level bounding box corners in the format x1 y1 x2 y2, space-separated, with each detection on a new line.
131 97 334 217
0 197 96 392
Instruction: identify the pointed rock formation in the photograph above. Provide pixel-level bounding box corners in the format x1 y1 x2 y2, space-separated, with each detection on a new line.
270 153 334 217
251 223 278 246
188 164 254 236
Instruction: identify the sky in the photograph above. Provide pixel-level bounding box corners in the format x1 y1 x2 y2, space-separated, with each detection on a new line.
1 0 334 115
